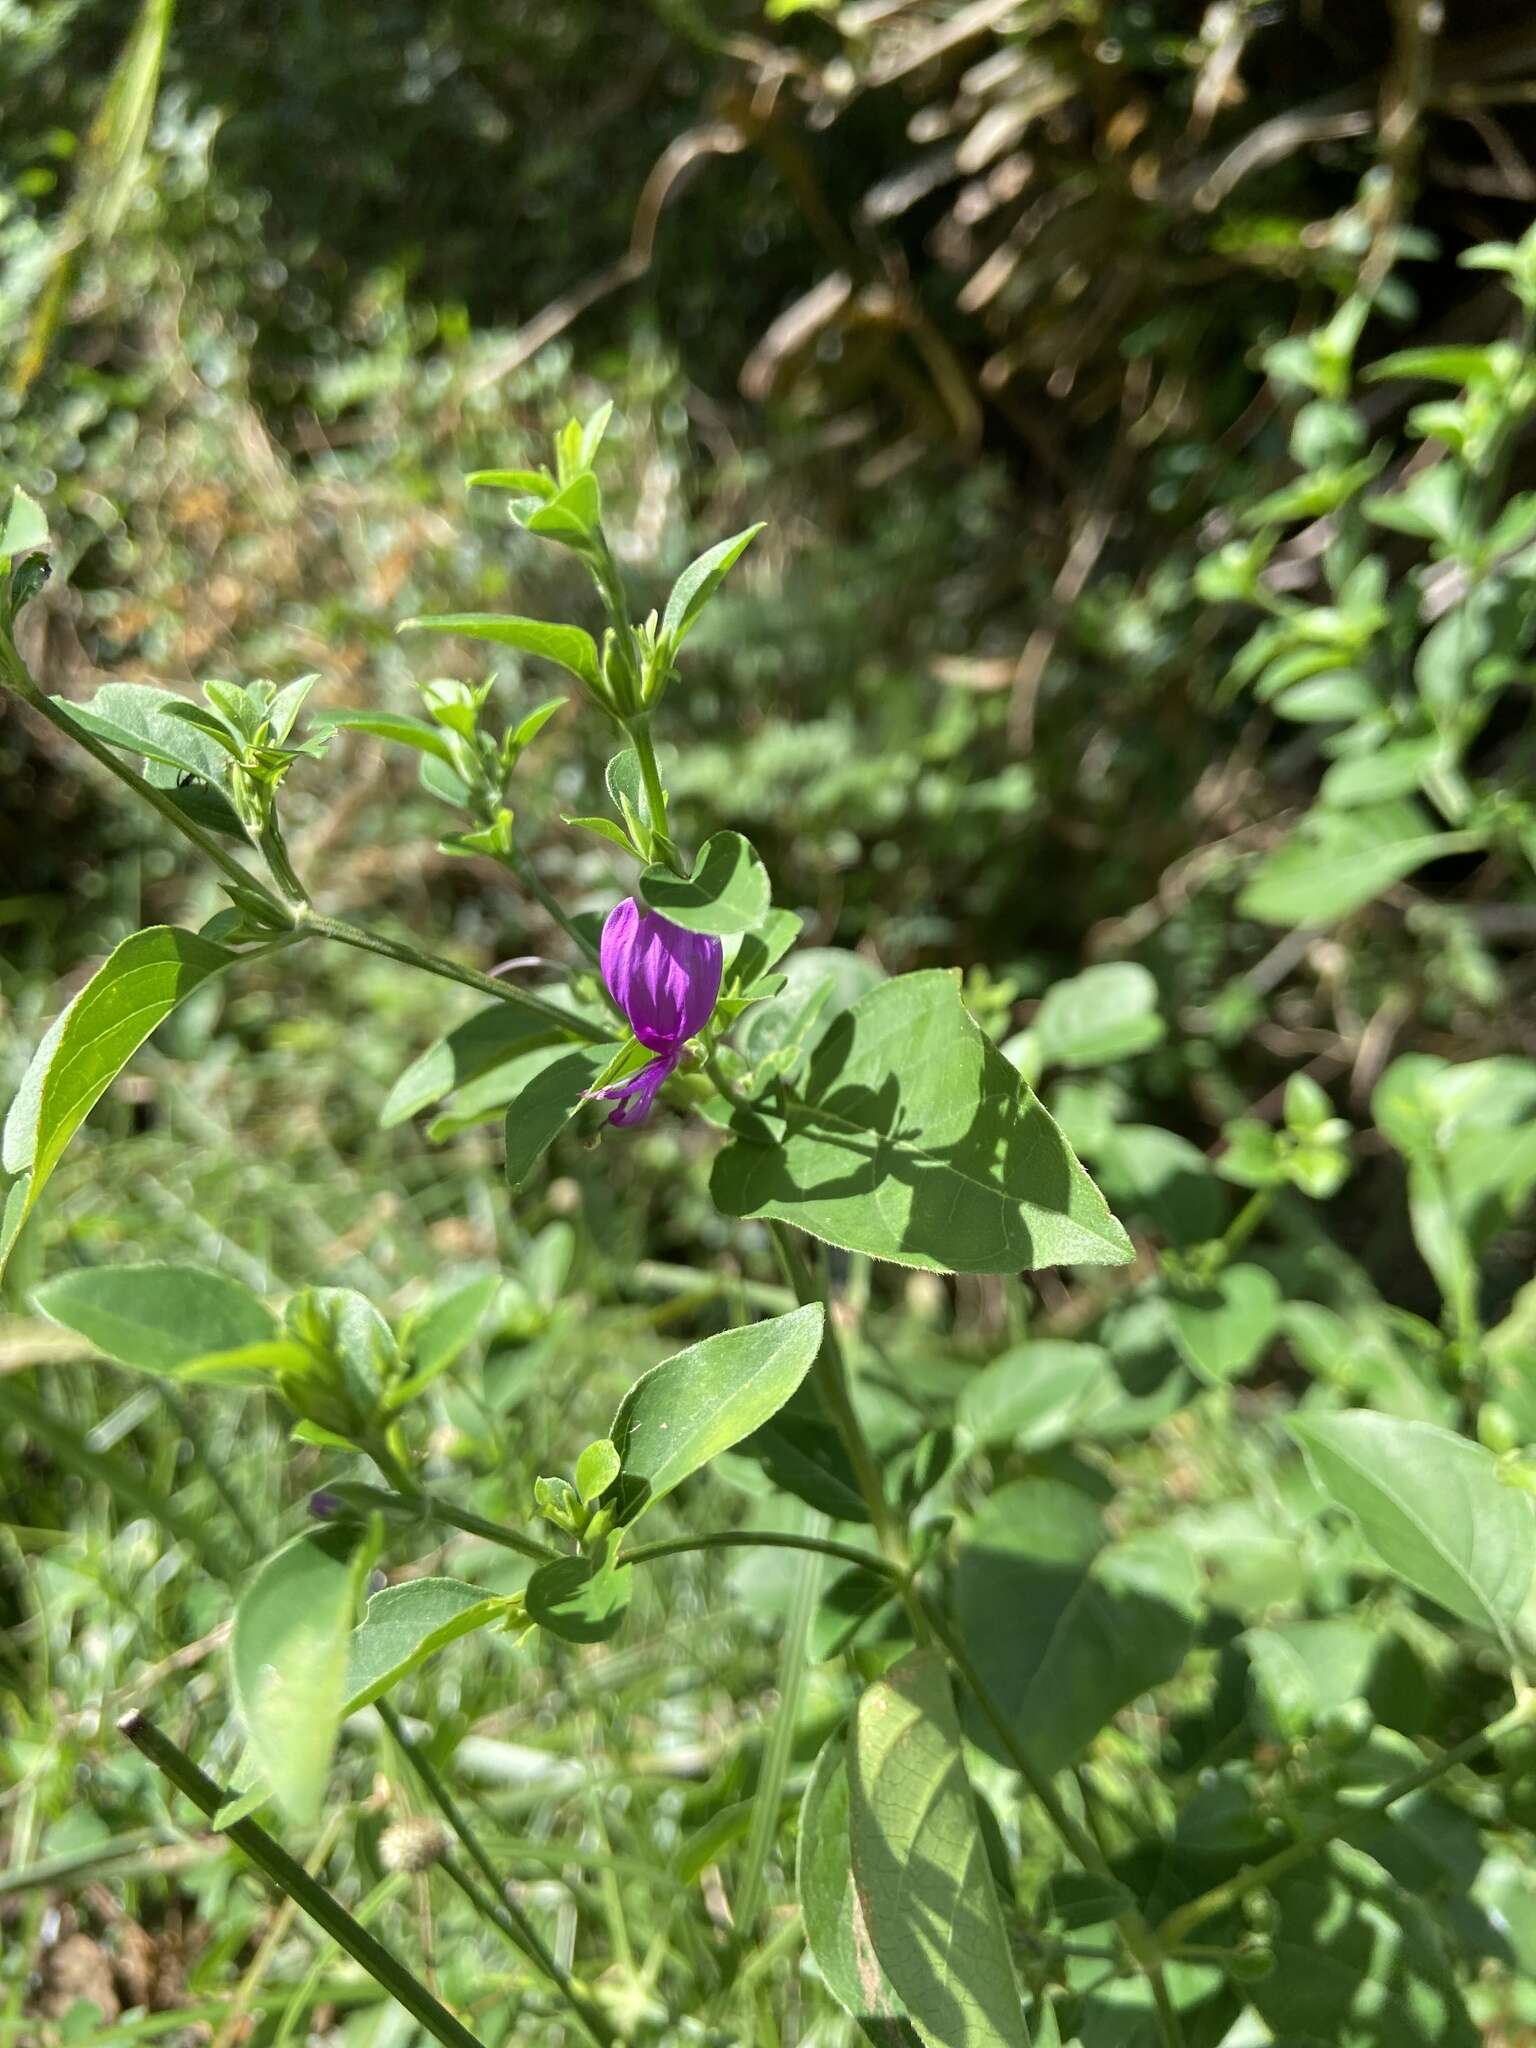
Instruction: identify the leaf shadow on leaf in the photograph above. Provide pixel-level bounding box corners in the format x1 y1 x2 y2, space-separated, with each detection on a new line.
726 1009 1078 1269
955 1482 1198 1778
1245 1846 1481 2047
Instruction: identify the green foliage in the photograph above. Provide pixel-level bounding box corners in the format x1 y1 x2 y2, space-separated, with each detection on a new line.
7 26 1536 2047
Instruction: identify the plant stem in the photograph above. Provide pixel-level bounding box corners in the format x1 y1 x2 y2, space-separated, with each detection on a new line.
118 1711 486 2048
0 650 289 918
343 1484 560 1565
376 1701 616 2048
495 846 603 969
297 911 608 1042
767 1225 910 1576
1156 1689 1536 1949
1221 1190 1271 1261
626 714 674 863
623 1529 897 1578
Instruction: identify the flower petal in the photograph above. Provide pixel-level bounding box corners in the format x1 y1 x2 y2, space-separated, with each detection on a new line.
588 1050 678 1127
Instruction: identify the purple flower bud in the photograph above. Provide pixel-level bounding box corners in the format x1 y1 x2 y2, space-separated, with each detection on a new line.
591 898 723 1126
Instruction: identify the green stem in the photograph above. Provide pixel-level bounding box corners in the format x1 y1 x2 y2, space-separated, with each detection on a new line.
0 650 289 919
376 1702 615 2048
767 1226 907 1572
118 1712 486 2048
623 1529 897 1578
297 911 608 1042
626 714 674 864
1157 1689 1536 1949
1221 1190 1271 1261
495 846 603 970
346 1484 560 1564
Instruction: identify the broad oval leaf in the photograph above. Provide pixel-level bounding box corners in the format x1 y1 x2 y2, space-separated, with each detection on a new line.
398 613 600 690
637 830 772 937
33 1263 276 1375
2 927 233 1269
232 1528 362 1824
1291 1410 1535 1651
342 1576 508 1715
1034 963 1164 1070
611 1304 824 1524
848 1649 1029 2048
1165 1264 1281 1383
64 681 232 782
1240 802 1476 927
797 1735 920 2047
1248 1843 1477 2048
526 1540 631 1643
955 1478 1201 1774
712 971 1133 1274
502 1041 621 1189
381 1004 566 1127
957 1340 1115 1451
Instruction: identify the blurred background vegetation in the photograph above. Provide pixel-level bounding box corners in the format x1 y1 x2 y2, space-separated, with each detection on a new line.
5 2 1536 2042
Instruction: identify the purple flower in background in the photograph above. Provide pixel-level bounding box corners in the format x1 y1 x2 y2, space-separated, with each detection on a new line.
591 899 723 1126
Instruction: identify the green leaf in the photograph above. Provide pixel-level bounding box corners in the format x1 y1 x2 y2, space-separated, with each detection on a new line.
380 1004 567 1126
810 1564 896 1662
231 1529 362 1824
1034 963 1164 1069
957 1340 1116 1451
466 467 554 498
525 469 601 546
575 1438 621 1506
33 1263 277 1375
395 1271 501 1400
848 1649 1029 2048
610 1304 824 1524
502 1041 620 1190
1320 737 1443 808
309 709 459 765
712 971 1133 1274
2 927 233 1266
526 1538 631 1643
1291 1410 1535 1652
342 1577 508 1715
1248 1843 1477 2047
797 1736 921 2047
1240 803 1476 926
637 830 772 937
398 614 600 691
64 681 232 783
955 1479 1200 1774
1165 1264 1281 1383
564 813 635 854
661 524 765 649
2 488 48 558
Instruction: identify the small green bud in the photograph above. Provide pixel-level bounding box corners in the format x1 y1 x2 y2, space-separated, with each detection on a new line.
1478 1402 1521 1455
1227 1938 1275 1983
1241 1889 1278 1934
1316 1696 1374 1755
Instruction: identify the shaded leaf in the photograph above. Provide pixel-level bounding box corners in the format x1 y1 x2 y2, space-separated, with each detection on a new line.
231 1529 362 1824
638 830 771 937
342 1577 508 1715
713 971 1132 1274
611 1304 824 1524
1291 1410 1535 1652
956 1478 1200 1774
848 1649 1028 2048
33 1263 276 1376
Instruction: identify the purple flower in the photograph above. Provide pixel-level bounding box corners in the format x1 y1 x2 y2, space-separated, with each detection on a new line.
591 898 723 1126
